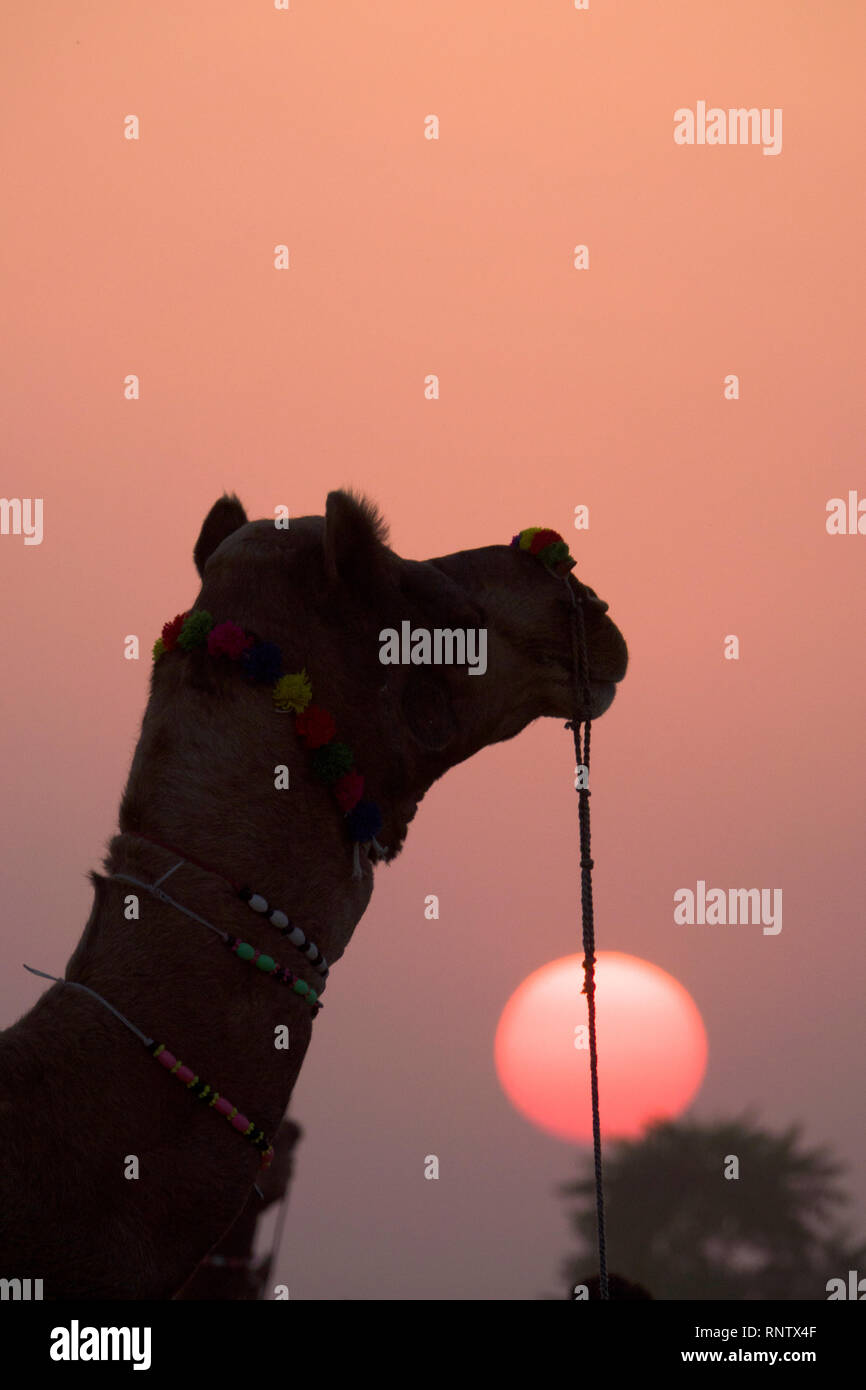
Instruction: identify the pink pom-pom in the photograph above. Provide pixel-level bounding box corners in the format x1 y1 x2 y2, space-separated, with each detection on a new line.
157 1050 177 1069
207 620 253 660
176 1065 195 1084
230 1113 250 1132
214 1097 234 1116
334 770 364 812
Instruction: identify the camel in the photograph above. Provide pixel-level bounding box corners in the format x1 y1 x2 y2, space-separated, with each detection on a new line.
0 490 628 1299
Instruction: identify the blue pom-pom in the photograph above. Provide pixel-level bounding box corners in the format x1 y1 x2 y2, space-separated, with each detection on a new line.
346 800 383 842
243 641 283 683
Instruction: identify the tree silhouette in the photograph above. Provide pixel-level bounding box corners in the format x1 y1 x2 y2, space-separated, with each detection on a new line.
561 1115 866 1300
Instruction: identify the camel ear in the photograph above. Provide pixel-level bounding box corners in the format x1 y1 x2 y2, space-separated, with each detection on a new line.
194 494 248 576
323 490 392 590
401 670 457 752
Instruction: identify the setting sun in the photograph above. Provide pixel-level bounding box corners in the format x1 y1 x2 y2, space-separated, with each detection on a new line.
494 952 708 1143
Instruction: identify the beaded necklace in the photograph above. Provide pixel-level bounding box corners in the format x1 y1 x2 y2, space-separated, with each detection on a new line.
109 858 323 1012
21 965 277 1170
117 831 329 980
126 834 329 979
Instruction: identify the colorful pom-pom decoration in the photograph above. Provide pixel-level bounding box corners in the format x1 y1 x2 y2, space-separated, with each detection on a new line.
510 527 576 577
333 770 364 812
208 620 253 660
538 540 571 572
150 607 387 867
346 800 383 843
273 671 313 713
242 641 283 684
295 705 337 748
310 742 354 784
177 610 215 651
528 528 561 555
516 528 542 552
161 612 189 651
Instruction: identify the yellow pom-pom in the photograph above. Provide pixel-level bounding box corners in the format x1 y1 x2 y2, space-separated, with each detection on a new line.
152 638 166 660
273 670 313 713
518 528 542 551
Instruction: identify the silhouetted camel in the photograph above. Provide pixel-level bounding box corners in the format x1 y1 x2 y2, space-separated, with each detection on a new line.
0 491 627 1297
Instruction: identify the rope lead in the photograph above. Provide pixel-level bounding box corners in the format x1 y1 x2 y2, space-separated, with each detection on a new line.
566 581 609 1301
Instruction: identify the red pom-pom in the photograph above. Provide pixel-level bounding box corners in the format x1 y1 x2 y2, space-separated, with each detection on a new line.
207 620 253 660
295 706 337 748
161 612 189 651
333 771 364 812
528 529 562 555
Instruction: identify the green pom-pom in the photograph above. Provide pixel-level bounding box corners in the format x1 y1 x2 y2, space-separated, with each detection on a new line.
310 742 354 783
177 610 214 650
237 942 255 961
537 540 570 570
256 954 275 972
292 979 310 996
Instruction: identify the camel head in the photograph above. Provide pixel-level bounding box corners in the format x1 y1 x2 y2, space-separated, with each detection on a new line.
185 490 628 863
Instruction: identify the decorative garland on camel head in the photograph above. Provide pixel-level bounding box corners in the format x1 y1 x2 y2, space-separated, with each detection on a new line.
152 611 386 880
151 532 573 878
509 527 576 577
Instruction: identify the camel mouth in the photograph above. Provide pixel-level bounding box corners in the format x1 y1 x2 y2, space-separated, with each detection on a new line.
552 669 622 720
587 678 618 717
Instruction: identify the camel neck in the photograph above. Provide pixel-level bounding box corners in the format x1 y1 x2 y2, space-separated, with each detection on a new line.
4 861 315 1296
114 830 331 987
68 837 320 1138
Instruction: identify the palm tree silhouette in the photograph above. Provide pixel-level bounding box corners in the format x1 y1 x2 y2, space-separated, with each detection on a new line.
561 1115 866 1299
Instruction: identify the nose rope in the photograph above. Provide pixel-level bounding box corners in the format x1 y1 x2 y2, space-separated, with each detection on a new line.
565 580 609 1301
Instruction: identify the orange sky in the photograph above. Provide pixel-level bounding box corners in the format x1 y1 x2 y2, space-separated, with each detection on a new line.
1 2 864 1298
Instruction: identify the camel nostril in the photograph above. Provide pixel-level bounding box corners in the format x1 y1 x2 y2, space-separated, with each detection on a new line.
578 586 609 614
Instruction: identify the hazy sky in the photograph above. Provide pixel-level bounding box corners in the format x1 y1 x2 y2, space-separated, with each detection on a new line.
2 2 864 1298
